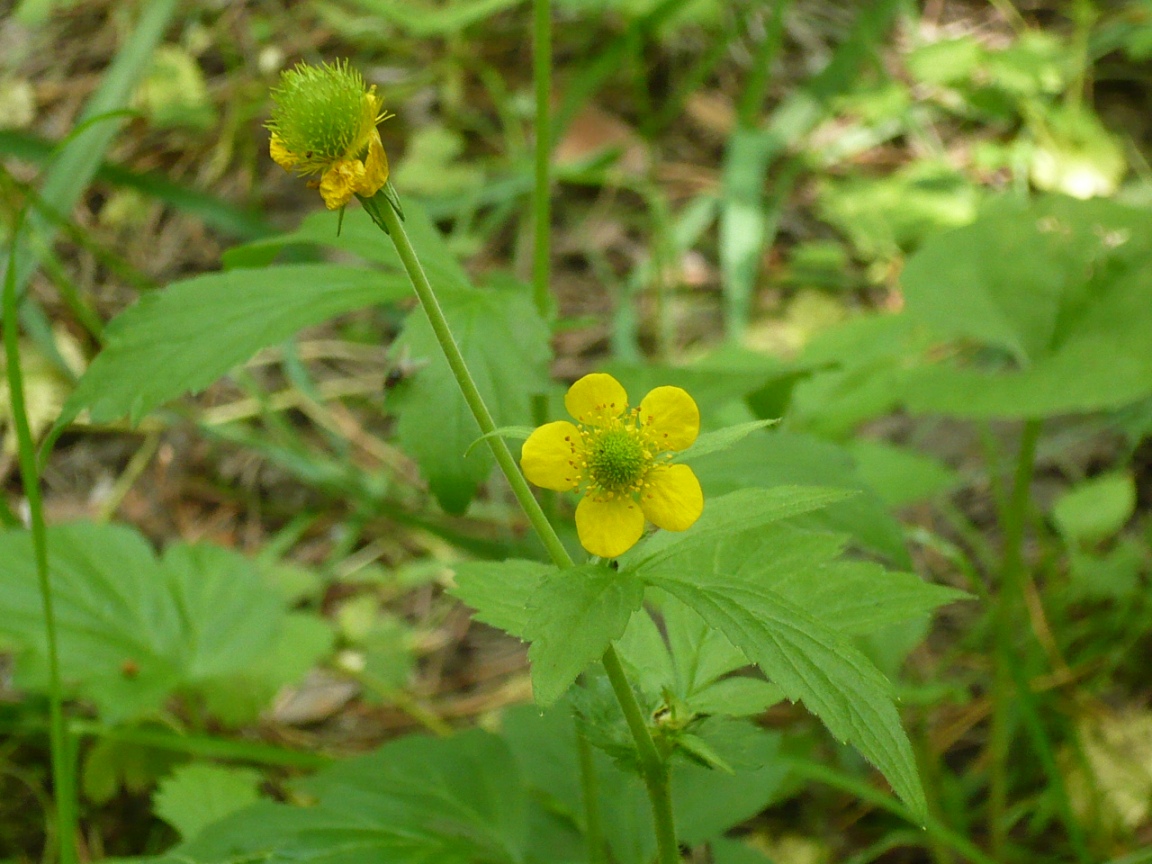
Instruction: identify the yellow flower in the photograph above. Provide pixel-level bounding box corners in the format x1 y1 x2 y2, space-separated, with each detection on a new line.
266 61 391 210
521 373 704 558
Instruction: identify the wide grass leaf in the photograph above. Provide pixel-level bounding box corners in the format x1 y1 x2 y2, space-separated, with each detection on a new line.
67 264 409 424
0 523 331 723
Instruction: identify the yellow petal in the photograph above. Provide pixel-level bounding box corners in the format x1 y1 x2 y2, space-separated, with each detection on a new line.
565 373 628 425
521 421 583 492
319 160 365 210
639 386 699 451
354 129 389 198
576 494 645 558
270 134 299 170
640 464 703 532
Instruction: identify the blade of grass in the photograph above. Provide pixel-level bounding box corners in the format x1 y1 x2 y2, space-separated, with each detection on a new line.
4 211 76 864
0 0 179 314
0 129 272 240
720 0 901 339
68 721 332 770
783 756 998 864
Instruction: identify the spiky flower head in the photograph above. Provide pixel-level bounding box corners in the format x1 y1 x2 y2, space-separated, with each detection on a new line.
266 60 390 210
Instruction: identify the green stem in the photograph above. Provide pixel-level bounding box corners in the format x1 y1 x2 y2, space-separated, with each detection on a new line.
3 219 76 864
532 0 553 320
603 646 678 864
364 190 678 861
575 717 607 864
988 418 1040 859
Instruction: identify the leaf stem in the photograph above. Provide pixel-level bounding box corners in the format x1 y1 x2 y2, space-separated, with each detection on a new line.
363 190 678 861
3 216 77 864
602 645 679 864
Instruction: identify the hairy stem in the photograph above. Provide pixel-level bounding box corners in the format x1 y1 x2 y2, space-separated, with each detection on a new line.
364 190 678 861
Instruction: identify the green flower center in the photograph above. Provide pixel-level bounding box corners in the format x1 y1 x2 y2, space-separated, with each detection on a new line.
586 428 648 493
268 61 369 163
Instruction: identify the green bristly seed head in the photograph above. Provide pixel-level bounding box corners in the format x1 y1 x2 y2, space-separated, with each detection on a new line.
587 429 646 492
267 61 367 162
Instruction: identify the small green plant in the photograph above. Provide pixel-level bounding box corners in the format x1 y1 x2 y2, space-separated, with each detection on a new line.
22 59 960 864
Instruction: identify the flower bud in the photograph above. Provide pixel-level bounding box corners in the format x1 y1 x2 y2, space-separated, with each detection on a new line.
266 61 390 210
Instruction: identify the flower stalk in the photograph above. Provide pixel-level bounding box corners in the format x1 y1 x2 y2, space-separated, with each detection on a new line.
360 188 680 864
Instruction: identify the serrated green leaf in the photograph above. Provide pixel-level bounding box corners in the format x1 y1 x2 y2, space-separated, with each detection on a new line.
626 522 950 821
690 433 911 566
66 264 409 425
616 597 783 720
638 523 965 643
641 569 927 821
501 704 788 864
449 558 552 639
153 763 263 841
674 419 778 463
624 486 855 572
0 523 327 724
526 566 644 706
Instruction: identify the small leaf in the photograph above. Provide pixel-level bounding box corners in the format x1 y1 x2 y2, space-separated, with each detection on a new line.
1052 472 1136 547
673 419 779 463
526 565 644 706
153 763 263 841
0 523 327 724
449 559 551 639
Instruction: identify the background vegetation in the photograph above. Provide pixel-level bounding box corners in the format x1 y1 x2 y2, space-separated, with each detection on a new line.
2 0 1152 862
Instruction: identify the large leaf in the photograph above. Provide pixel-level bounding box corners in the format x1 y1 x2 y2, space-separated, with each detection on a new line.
616 597 784 719
0 523 331 723
639 571 925 821
66 264 409 424
900 195 1152 418
625 521 962 822
116 730 531 864
526 565 644 706
634 523 965 638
